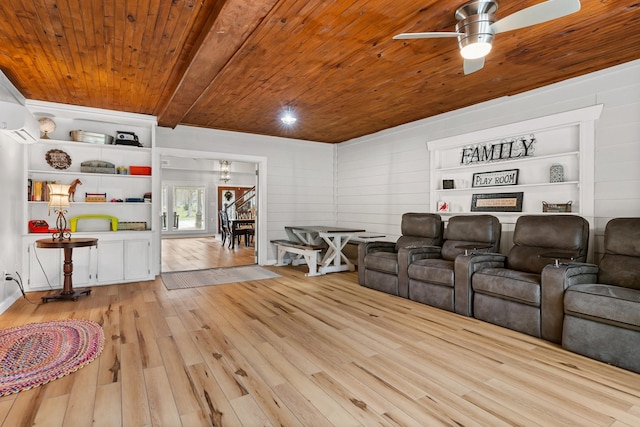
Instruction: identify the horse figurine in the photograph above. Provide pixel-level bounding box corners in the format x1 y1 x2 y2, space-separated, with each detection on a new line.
68 179 82 202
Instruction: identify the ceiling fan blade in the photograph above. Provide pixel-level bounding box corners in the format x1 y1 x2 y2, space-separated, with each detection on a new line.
491 0 581 34
464 58 485 75
393 32 460 40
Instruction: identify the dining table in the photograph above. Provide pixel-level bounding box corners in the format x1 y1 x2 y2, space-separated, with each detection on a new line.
284 225 365 274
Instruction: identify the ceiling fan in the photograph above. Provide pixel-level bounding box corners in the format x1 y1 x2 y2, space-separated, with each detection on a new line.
393 0 581 74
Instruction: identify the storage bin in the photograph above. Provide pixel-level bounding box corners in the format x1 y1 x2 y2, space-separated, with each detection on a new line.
70 130 114 145
129 166 151 175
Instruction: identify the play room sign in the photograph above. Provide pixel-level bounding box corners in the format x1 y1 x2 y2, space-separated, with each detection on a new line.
472 169 520 188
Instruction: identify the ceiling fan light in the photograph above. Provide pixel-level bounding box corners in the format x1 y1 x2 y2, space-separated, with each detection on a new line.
460 41 492 59
456 11 495 60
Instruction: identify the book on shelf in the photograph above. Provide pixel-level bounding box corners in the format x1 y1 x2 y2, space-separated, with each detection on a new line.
28 180 58 202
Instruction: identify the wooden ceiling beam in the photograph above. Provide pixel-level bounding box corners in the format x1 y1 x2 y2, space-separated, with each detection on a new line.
155 0 282 128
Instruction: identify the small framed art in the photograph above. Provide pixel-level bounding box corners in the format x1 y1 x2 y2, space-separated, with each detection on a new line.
471 192 523 212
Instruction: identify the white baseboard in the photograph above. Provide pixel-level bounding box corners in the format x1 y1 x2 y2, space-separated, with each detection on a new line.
0 289 22 315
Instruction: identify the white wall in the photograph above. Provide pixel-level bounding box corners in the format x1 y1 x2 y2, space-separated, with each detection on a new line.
337 59 640 258
0 134 26 311
156 126 335 263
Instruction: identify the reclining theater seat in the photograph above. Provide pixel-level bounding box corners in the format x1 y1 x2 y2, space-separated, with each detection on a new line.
470 215 590 343
562 217 640 373
358 213 443 297
407 215 501 316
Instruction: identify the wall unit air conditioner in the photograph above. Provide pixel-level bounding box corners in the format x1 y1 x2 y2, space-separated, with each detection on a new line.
0 101 39 144
0 71 39 144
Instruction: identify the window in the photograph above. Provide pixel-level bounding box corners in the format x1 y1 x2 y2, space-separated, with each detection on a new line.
162 184 205 231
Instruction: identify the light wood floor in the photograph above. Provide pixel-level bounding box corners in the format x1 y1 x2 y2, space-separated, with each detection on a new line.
1 266 639 426
161 236 255 272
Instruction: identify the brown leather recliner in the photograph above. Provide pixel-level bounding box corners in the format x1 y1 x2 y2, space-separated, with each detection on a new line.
562 218 640 373
468 215 590 343
358 213 443 297
406 215 501 316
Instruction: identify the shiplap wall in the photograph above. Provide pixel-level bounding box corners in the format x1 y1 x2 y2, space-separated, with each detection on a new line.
337 60 640 259
337 133 430 237
156 126 334 263
0 134 26 311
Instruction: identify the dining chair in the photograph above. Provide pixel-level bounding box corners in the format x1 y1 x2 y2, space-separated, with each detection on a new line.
219 210 232 247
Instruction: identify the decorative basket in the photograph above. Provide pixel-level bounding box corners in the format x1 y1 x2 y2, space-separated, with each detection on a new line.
542 201 572 212
81 160 116 174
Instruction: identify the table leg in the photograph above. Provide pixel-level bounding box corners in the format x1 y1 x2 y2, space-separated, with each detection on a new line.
62 247 74 295
41 247 92 303
319 233 356 274
230 224 235 248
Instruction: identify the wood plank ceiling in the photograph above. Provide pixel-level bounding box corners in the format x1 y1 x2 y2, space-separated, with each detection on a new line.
1 0 639 143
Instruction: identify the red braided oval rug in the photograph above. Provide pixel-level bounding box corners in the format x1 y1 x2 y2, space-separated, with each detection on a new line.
0 319 104 396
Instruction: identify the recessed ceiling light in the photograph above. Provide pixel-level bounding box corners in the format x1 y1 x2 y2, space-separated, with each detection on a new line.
280 108 297 126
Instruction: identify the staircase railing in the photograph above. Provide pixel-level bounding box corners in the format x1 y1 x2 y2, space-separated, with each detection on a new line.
224 186 256 218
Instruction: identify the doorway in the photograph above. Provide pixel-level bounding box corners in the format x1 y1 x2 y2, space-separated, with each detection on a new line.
159 155 258 273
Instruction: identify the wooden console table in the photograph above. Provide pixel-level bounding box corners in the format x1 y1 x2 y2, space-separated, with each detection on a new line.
36 237 98 303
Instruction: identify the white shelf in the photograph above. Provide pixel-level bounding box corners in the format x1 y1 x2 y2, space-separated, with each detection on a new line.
438 211 579 216
38 138 151 151
435 181 579 192
28 169 151 178
25 230 152 238
434 151 580 172
28 201 151 206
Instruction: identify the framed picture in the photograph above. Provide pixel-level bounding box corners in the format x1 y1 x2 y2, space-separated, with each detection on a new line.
442 179 454 189
437 200 450 212
472 169 519 188
471 192 524 212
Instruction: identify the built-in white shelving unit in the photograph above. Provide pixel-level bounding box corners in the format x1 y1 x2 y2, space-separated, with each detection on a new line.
22 100 158 291
428 105 602 221
427 105 602 254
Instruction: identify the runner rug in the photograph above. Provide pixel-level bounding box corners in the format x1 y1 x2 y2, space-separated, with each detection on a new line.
161 265 281 290
0 319 104 397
